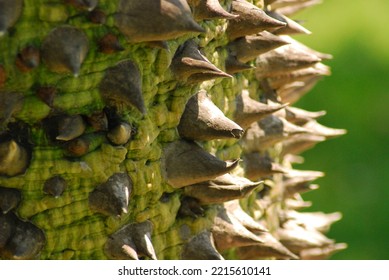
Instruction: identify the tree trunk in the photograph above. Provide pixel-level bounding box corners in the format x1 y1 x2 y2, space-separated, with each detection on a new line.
0 0 346 260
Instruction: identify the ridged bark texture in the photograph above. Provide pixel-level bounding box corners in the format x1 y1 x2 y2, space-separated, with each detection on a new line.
0 0 346 260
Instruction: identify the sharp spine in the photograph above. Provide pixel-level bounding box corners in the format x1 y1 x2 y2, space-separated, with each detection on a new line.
89 173 132 217
228 31 290 63
115 0 204 43
178 90 244 141
234 90 288 129
105 220 157 260
100 60 146 115
161 140 239 188
171 40 232 83
227 0 286 40
184 173 262 204
181 230 224 260
41 26 89 76
0 187 21 214
188 0 238 21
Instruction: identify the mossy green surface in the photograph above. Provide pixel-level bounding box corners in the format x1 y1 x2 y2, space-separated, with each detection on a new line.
0 0 270 259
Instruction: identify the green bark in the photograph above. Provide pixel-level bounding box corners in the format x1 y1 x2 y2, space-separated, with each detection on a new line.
0 0 345 260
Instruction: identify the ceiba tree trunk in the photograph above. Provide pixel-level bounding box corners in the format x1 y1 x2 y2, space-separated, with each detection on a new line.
0 0 346 260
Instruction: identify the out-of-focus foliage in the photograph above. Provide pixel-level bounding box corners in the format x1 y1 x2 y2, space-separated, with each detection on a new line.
295 0 389 259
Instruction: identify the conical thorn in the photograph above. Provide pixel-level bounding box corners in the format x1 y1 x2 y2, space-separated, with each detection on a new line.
100 60 146 115
303 120 347 139
0 0 23 36
41 26 89 76
277 220 335 254
224 200 268 233
234 90 288 129
267 11 312 35
104 220 157 260
43 176 67 198
171 40 232 83
243 152 288 181
256 43 321 79
300 243 347 260
227 0 286 40
188 0 239 21
181 230 224 260
225 55 254 74
0 187 21 214
89 173 132 217
0 213 46 260
162 140 239 188
0 139 30 177
178 90 244 141
236 231 299 260
228 31 290 63
184 173 262 204
56 115 86 141
115 0 204 43
240 115 308 153
212 207 265 251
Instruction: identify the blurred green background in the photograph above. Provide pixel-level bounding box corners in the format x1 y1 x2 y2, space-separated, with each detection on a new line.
290 0 389 259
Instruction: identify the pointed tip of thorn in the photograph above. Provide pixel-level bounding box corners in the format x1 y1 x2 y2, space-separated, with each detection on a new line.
191 0 239 21
178 90 244 141
162 140 240 188
231 128 245 139
226 55 255 74
188 24 206 34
